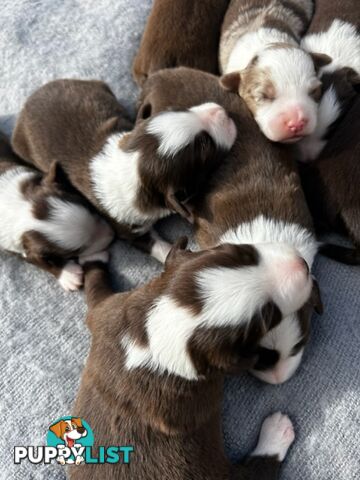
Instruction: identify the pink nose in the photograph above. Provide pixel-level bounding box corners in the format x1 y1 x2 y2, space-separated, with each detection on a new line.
285 117 308 134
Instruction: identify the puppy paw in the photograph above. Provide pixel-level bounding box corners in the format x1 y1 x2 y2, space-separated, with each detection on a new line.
57 456 66 465
251 412 295 462
79 250 110 265
75 455 84 465
58 261 84 292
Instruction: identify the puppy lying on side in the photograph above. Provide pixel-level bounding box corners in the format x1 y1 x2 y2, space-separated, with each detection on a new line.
219 0 331 143
0 132 113 291
70 239 304 479
12 79 236 263
296 0 360 265
138 67 323 385
132 0 230 86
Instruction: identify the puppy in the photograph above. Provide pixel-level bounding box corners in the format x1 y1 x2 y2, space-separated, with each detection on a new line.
0 132 113 291
49 417 87 465
70 239 306 479
12 79 237 263
138 67 323 384
132 0 230 85
219 0 332 143
298 0 360 265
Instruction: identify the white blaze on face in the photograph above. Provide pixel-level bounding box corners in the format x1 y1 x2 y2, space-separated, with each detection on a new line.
254 48 320 143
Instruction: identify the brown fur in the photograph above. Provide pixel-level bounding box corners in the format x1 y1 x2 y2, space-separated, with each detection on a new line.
132 0 230 85
71 245 286 480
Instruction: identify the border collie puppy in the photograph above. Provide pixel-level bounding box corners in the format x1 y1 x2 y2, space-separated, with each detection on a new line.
138 67 323 385
12 79 236 263
219 0 332 143
132 0 230 85
297 1 360 265
70 239 303 479
0 133 113 291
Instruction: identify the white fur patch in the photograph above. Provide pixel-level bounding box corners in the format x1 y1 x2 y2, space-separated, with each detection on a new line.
90 132 169 226
302 20 360 76
57 261 83 291
149 230 172 264
220 215 318 267
298 86 341 161
251 313 304 384
252 412 295 461
146 103 236 157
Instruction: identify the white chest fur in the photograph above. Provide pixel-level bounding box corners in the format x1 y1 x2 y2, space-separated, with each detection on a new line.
90 133 170 228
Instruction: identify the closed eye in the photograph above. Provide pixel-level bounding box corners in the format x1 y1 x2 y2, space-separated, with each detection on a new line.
291 339 305 356
309 84 322 102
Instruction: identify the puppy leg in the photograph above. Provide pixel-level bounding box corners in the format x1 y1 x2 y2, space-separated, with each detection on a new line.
81 255 113 311
132 229 172 263
233 412 295 480
22 231 83 291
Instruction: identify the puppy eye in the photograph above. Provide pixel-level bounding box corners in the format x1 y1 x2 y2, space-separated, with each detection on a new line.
291 339 305 356
309 84 322 101
255 92 274 103
65 426 70 431
72 424 77 429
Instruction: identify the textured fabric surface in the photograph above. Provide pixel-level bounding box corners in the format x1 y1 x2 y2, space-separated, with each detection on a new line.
0 1 359 479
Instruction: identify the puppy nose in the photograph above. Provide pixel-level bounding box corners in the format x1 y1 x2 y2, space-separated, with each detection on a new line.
286 118 308 133
77 427 85 434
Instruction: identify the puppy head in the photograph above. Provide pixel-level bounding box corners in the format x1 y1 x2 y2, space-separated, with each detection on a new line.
126 240 315 379
36 161 114 255
250 278 323 384
49 418 87 443
221 45 331 143
127 103 237 221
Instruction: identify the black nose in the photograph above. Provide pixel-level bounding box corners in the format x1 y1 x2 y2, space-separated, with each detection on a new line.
253 347 280 370
77 427 85 434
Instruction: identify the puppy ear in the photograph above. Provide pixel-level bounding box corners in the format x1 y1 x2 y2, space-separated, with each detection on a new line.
219 72 241 92
345 67 360 93
49 420 66 439
311 278 323 315
42 161 69 186
165 236 189 266
165 189 195 223
310 52 332 72
71 417 83 428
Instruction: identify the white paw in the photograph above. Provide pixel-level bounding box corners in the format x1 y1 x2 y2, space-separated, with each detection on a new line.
57 456 66 465
75 455 84 465
79 250 109 265
58 261 84 292
251 412 295 462
150 231 172 263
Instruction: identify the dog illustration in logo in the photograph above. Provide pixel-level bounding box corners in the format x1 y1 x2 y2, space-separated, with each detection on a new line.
49 417 87 465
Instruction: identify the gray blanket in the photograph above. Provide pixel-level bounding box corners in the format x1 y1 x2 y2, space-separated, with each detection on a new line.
0 1 359 479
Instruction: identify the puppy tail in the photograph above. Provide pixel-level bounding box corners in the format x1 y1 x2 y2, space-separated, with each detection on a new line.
319 243 360 266
82 260 113 310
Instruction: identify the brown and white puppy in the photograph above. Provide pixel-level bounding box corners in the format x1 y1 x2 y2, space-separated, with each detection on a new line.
219 0 332 143
49 417 87 465
12 79 237 263
0 132 113 291
138 67 323 385
70 241 303 479
298 0 360 265
132 0 230 86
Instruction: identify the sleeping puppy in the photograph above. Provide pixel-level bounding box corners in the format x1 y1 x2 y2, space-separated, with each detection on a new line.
132 0 230 85
298 0 360 265
138 67 323 385
219 0 332 143
12 79 236 263
70 239 307 479
0 132 113 291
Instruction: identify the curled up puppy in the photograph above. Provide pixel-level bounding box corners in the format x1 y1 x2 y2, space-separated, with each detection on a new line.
70 238 302 479
0 133 113 291
132 0 230 85
219 0 332 142
297 0 360 265
12 79 237 263
138 67 323 385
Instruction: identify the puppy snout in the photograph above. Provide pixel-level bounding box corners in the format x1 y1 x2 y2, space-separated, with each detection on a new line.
77 426 86 434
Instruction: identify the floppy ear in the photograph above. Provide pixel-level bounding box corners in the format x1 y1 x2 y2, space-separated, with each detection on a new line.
165 236 189 267
49 420 66 439
71 417 83 428
345 68 360 93
219 72 241 92
165 188 195 223
310 52 332 72
42 160 69 186
311 278 323 315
